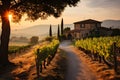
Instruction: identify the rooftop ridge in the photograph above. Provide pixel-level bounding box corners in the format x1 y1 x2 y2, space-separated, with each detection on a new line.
74 19 102 24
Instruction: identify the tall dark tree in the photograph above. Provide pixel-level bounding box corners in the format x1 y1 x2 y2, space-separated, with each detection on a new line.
57 24 60 38
49 24 52 37
0 0 80 65
61 18 64 35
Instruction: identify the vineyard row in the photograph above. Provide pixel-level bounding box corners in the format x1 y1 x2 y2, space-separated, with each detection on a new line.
75 36 120 73
34 39 60 77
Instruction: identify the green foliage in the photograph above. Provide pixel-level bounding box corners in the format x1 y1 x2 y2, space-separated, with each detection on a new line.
75 36 120 58
34 39 60 63
88 29 100 38
34 39 59 76
111 29 120 36
44 36 54 41
64 27 70 33
30 36 39 44
8 45 31 54
59 34 66 41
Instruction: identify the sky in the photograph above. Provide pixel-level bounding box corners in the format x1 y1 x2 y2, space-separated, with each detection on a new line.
9 0 120 29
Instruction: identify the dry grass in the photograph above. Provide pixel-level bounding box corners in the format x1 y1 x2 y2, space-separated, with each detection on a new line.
0 47 67 80
9 42 29 46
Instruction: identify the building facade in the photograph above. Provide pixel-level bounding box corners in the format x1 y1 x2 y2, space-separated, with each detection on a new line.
65 19 102 39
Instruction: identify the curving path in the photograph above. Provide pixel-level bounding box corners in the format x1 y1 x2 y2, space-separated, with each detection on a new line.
59 40 97 80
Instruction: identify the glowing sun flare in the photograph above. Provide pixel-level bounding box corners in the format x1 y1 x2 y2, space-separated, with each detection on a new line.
8 14 12 21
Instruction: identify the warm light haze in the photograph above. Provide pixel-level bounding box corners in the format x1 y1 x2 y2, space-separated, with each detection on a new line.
7 0 120 29
8 14 12 22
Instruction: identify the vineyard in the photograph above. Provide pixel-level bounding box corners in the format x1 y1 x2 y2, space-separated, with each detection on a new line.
9 45 31 54
34 39 60 78
75 36 120 73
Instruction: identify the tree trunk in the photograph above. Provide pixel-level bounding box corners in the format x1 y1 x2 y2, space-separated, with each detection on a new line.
0 10 11 66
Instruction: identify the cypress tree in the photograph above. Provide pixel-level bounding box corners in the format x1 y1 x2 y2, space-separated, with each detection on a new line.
61 18 64 35
49 24 52 37
57 24 60 38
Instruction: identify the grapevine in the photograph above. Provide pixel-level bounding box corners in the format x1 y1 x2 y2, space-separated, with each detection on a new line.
34 39 60 77
75 36 120 63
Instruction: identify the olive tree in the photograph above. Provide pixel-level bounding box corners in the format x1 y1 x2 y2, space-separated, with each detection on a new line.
0 0 80 65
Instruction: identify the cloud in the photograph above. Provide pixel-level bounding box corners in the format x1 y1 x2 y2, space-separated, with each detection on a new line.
85 0 120 8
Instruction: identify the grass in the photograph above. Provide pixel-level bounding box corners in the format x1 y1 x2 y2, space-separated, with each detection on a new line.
9 42 29 46
8 42 31 54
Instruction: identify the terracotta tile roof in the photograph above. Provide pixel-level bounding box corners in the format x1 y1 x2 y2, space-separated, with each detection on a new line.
74 19 102 24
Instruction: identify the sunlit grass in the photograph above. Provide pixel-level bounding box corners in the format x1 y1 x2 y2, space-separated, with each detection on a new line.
9 42 29 46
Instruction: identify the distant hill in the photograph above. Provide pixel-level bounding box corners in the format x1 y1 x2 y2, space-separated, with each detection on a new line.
11 24 74 39
102 20 120 29
1 20 120 39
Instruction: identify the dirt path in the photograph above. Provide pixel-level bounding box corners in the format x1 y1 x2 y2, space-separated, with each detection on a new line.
60 40 97 80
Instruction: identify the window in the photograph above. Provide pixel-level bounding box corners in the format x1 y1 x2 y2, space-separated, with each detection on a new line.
80 24 85 28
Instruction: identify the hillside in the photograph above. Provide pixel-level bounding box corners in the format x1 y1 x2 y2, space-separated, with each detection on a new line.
11 24 74 38
1 20 120 39
102 20 120 29
10 20 120 38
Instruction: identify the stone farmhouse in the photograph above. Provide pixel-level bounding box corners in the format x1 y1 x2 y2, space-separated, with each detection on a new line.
65 19 102 39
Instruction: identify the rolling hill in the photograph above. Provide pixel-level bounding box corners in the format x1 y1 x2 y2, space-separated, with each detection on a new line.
11 24 74 38
102 20 120 29
0 19 119 39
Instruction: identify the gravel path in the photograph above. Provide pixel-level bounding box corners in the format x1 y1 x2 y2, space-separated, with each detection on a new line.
59 40 97 80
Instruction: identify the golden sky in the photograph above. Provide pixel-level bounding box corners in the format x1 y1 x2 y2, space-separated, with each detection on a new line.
9 0 120 29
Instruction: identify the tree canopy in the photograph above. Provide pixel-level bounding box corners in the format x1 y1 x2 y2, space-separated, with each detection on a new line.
30 36 39 44
0 0 80 22
64 27 70 32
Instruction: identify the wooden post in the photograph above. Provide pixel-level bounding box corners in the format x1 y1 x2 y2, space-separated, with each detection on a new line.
113 42 117 74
